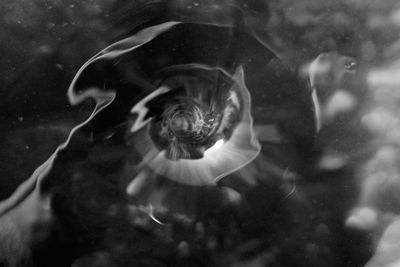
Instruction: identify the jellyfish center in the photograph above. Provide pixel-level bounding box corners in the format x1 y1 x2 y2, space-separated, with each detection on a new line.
170 112 190 133
151 98 221 160
165 101 216 144
133 67 245 162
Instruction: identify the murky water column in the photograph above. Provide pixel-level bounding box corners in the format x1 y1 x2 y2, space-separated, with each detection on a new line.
351 6 400 266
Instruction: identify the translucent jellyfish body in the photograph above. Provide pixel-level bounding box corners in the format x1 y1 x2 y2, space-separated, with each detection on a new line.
0 3 321 266
67 22 268 185
128 65 260 185
57 20 318 219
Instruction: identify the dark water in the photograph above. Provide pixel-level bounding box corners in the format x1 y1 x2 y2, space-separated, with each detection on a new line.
0 0 399 266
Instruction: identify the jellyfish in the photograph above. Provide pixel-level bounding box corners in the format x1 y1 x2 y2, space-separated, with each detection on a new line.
68 23 261 186
0 1 319 266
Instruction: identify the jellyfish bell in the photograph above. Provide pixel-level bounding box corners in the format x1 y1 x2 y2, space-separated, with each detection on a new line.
56 19 318 223
0 5 321 265
128 65 260 186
